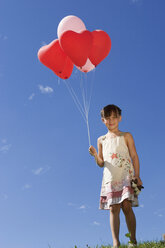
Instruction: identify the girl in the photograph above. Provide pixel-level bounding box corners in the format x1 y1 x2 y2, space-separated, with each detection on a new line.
89 104 143 248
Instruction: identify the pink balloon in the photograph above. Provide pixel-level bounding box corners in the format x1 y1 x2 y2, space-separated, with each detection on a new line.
76 58 95 73
57 15 86 39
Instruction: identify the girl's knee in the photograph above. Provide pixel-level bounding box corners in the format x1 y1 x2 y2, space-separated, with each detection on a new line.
121 199 132 215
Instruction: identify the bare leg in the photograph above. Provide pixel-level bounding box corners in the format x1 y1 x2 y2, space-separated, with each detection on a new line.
110 204 121 247
121 199 137 244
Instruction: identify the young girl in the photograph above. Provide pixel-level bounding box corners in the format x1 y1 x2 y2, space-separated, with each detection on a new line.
89 104 143 248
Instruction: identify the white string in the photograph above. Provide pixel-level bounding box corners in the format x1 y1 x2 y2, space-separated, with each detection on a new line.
84 73 88 114
63 80 87 123
63 69 95 147
86 111 91 146
79 72 91 146
86 69 96 113
80 73 88 117
57 77 61 85
65 79 87 118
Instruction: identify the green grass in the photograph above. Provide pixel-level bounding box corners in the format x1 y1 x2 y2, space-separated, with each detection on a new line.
72 233 165 248
73 241 165 248
48 237 165 248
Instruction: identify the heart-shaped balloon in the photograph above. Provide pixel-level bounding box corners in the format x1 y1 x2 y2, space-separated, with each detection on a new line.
38 39 73 79
59 30 93 67
89 30 111 66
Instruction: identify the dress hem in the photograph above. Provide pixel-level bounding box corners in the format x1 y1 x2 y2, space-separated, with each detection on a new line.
99 194 139 210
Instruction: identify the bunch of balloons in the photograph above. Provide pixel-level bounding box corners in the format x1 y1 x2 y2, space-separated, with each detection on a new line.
38 15 111 79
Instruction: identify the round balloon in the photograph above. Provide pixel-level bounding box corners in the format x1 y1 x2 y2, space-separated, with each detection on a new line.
57 15 86 39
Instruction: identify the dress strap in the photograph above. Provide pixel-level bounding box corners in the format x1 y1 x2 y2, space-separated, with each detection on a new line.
119 132 125 136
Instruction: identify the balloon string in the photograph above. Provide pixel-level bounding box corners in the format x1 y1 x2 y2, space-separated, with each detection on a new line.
87 69 96 113
86 113 91 147
80 72 91 147
63 71 93 147
80 73 87 115
66 79 87 117
57 77 61 85
84 74 91 147
84 73 88 114
63 80 87 123
67 79 87 118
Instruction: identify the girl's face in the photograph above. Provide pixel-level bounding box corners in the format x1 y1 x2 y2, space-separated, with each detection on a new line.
102 112 121 131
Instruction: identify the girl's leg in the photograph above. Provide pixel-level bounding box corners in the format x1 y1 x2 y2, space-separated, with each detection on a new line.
110 204 121 247
121 199 137 244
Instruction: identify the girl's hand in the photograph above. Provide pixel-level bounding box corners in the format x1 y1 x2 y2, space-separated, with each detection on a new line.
134 176 143 186
89 145 97 157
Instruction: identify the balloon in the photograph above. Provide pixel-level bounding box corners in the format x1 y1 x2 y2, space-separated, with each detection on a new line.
38 39 73 79
89 30 111 66
55 56 74 79
76 58 95 73
57 15 86 39
60 30 93 67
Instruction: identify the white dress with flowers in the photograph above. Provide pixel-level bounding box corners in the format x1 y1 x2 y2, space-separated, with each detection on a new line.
99 132 138 210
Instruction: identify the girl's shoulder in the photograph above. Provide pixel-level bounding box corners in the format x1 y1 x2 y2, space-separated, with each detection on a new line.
97 134 107 144
120 131 132 137
121 132 134 146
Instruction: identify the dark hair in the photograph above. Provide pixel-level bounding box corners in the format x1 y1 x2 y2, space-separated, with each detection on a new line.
100 104 122 118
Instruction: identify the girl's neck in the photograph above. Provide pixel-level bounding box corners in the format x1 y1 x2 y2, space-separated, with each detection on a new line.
108 129 121 136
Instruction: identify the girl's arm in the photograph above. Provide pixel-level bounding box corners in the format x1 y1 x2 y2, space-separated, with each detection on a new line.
89 138 104 167
125 132 143 185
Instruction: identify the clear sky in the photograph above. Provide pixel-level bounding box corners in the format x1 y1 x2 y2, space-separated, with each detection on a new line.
0 0 165 248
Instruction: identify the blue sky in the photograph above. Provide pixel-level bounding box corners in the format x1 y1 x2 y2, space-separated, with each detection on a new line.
0 0 165 247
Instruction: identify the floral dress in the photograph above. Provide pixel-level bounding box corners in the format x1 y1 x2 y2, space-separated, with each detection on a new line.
99 131 138 210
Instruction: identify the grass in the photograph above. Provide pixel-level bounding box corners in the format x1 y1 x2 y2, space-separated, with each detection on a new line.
48 233 165 248
73 233 165 247
73 241 165 247
73 234 165 248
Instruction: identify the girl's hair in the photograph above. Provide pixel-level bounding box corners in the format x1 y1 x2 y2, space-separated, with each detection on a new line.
100 104 122 118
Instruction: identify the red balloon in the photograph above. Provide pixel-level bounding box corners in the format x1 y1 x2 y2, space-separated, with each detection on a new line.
38 39 73 79
89 30 111 66
59 30 93 67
